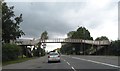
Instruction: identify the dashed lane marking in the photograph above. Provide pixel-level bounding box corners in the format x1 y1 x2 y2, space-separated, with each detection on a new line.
71 66 76 71
67 62 70 65
62 58 76 71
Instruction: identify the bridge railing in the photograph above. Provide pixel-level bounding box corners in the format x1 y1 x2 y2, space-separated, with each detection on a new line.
15 40 35 45
83 40 110 45
15 38 110 45
39 39 110 45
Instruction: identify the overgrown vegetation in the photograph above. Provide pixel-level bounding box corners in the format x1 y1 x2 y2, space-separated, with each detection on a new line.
2 43 21 62
108 40 120 56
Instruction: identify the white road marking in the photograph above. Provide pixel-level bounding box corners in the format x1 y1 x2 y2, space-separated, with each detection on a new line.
67 62 70 65
72 57 120 68
71 66 76 71
62 57 76 71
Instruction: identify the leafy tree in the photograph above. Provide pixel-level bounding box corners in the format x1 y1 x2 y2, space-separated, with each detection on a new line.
35 31 48 57
67 31 75 38
95 36 109 41
108 40 120 56
39 31 48 47
40 31 48 40
2 2 25 43
40 31 48 55
91 36 109 55
71 27 93 40
60 26 93 55
71 27 93 55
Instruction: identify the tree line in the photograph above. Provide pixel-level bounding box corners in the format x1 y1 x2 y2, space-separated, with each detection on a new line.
60 27 120 56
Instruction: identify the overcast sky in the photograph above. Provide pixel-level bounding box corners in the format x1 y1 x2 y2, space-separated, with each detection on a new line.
6 0 119 51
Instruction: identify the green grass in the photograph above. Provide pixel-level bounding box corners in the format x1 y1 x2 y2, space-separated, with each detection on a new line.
3 57 37 66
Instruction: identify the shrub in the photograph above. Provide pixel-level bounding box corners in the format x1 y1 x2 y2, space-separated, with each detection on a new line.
2 43 21 61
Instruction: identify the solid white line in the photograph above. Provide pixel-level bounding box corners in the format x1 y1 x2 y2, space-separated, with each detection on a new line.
71 66 76 71
67 62 70 65
72 57 120 68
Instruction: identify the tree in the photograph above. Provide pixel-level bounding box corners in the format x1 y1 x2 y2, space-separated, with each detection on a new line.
67 31 75 38
40 31 48 49
60 26 93 55
35 31 48 57
0 1 2 38
71 27 93 54
2 2 25 43
60 43 74 55
95 36 109 41
40 31 48 55
107 40 120 56
71 27 93 40
0 0 2 11
92 36 109 55
40 31 48 40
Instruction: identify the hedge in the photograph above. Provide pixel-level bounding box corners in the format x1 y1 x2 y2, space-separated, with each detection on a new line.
2 43 21 62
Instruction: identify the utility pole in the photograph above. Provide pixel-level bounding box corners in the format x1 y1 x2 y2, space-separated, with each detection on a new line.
83 29 85 55
42 43 46 55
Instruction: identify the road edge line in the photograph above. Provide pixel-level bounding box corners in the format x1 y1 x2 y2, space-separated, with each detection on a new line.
72 57 120 68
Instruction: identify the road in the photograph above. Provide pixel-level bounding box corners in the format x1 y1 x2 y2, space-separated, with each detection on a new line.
2 55 119 71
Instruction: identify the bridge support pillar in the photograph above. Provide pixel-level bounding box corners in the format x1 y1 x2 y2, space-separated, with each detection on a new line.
96 45 99 55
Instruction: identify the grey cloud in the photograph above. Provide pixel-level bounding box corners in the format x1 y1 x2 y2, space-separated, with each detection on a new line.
10 2 78 38
7 2 117 40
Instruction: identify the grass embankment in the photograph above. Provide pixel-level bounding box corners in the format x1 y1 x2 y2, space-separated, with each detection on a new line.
3 57 37 66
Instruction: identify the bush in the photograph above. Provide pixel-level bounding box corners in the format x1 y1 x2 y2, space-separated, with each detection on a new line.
2 43 21 61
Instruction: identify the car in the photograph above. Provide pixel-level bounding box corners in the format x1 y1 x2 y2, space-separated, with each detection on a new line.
48 52 60 63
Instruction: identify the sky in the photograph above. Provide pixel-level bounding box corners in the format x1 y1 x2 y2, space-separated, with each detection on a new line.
5 0 119 51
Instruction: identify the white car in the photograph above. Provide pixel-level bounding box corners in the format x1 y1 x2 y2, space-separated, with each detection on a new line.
48 52 60 63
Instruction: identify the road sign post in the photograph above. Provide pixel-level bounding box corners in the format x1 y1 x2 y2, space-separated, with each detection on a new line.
73 47 75 55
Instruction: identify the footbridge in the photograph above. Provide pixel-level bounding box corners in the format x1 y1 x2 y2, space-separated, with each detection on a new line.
15 38 110 46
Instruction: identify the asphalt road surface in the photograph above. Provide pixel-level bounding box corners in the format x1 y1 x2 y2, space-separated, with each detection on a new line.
2 55 120 71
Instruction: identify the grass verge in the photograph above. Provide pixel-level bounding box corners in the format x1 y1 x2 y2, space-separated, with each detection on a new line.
2 57 37 66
